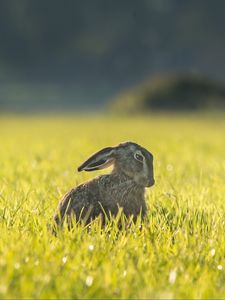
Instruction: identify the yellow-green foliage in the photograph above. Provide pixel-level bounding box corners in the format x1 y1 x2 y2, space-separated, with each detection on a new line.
0 114 225 299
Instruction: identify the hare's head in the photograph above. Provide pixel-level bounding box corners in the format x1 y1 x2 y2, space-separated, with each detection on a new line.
78 141 154 187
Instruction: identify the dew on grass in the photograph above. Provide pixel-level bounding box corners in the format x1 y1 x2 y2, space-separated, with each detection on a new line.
50 244 56 251
31 208 38 214
0 285 7 294
25 257 29 263
43 274 51 283
85 276 93 287
210 248 216 257
88 244 94 252
62 256 68 264
14 263 20 270
34 260 39 266
169 269 177 284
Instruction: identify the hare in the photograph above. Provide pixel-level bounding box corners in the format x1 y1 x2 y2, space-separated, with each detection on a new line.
53 141 154 228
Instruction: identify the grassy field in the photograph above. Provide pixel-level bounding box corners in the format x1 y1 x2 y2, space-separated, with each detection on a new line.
0 114 225 299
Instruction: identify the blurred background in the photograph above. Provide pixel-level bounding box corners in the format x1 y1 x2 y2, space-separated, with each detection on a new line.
1 0 225 113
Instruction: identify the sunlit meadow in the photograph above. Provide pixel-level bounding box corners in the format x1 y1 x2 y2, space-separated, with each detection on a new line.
0 114 225 299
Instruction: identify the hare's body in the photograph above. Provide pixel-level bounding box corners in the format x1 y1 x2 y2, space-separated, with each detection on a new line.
54 172 146 226
53 142 154 227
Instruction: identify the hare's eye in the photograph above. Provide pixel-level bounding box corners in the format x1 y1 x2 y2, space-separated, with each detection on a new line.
134 153 144 162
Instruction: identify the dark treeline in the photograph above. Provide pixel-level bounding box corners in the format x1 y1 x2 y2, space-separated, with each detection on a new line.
1 0 225 111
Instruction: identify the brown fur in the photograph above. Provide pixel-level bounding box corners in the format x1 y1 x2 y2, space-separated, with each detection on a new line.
53 141 154 228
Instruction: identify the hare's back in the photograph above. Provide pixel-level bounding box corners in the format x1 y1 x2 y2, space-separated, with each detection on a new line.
54 179 101 224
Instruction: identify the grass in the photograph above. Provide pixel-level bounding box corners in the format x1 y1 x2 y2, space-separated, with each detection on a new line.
0 113 225 299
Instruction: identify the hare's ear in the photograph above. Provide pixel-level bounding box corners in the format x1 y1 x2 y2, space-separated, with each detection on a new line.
78 147 116 172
